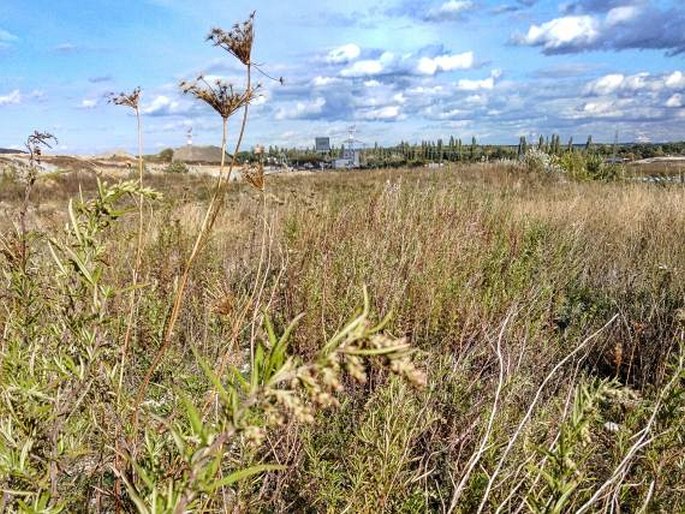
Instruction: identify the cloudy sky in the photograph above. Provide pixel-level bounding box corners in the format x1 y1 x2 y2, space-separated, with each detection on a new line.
1 0 684 154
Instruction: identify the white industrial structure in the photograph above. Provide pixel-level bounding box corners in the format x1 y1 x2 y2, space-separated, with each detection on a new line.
333 126 363 169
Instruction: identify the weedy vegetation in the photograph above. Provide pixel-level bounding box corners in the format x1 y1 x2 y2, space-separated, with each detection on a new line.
1 10 685 514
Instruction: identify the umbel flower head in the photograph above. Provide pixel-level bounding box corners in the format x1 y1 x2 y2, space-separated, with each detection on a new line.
108 86 141 110
207 11 255 66
180 76 258 120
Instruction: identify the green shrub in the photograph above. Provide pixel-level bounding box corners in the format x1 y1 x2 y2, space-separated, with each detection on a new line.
165 160 189 174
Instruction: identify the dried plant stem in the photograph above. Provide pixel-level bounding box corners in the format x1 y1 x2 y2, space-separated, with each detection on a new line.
448 310 512 513
116 104 144 514
575 346 684 514
475 314 618 514
133 65 252 428
119 105 144 395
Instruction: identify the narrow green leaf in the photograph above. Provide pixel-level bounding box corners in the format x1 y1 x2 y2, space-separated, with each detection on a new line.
209 464 286 491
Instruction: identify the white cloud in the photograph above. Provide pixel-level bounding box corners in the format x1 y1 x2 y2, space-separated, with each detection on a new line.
665 71 685 89
605 6 639 26
274 97 326 120
416 51 474 75
325 43 361 64
311 76 341 87
581 100 621 117
585 71 682 96
359 105 403 121
364 79 382 88
406 85 445 96
142 95 180 115
514 5 685 55
426 0 475 20
456 69 501 91
465 94 488 106
0 89 21 105
666 94 683 108
340 56 387 77
584 73 625 95
81 99 98 109
517 15 600 51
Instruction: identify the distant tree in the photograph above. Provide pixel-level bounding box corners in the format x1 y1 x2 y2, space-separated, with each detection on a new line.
585 135 593 152
158 148 174 163
518 136 528 159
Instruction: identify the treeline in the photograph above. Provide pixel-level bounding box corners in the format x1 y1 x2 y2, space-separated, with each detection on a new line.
232 136 685 168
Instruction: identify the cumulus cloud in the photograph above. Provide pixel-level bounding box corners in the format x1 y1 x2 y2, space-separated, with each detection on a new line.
142 95 181 116
513 15 601 52
513 4 685 55
340 52 397 77
584 71 685 96
335 46 476 79
665 71 685 89
665 94 682 108
325 43 361 64
0 89 21 105
456 69 502 91
425 0 475 21
358 105 403 121
311 76 342 87
416 51 474 75
80 99 98 109
578 98 627 118
275 97 326 120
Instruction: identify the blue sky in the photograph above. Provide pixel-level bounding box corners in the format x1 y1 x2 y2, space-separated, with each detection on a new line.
1 0 684 154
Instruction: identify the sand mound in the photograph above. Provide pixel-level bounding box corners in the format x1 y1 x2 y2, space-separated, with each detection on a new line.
172 145 232 164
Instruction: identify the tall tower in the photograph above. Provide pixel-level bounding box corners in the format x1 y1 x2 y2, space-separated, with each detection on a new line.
186 127 193 146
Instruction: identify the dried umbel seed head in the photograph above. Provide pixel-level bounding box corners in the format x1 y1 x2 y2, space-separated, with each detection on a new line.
25 130 57 166
207 11 255 65
243 161 265 191
180 76 258 120
108 86 141 110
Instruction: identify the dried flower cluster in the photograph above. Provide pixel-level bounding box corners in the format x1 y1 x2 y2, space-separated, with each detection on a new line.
255 315 426 430
180 76 258 120
25 130 57 166
108 86 141 110
207 11 255 65
243 161 265 191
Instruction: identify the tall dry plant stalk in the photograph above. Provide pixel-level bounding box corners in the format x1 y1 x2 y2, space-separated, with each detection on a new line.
134 12 260 425
108 87 145 396
108 87 144 514
18 131 57 272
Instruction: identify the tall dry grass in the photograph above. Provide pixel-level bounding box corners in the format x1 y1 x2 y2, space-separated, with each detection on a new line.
4 162 681 511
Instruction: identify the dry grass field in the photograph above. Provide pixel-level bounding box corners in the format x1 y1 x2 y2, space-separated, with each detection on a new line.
1 160 684 512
